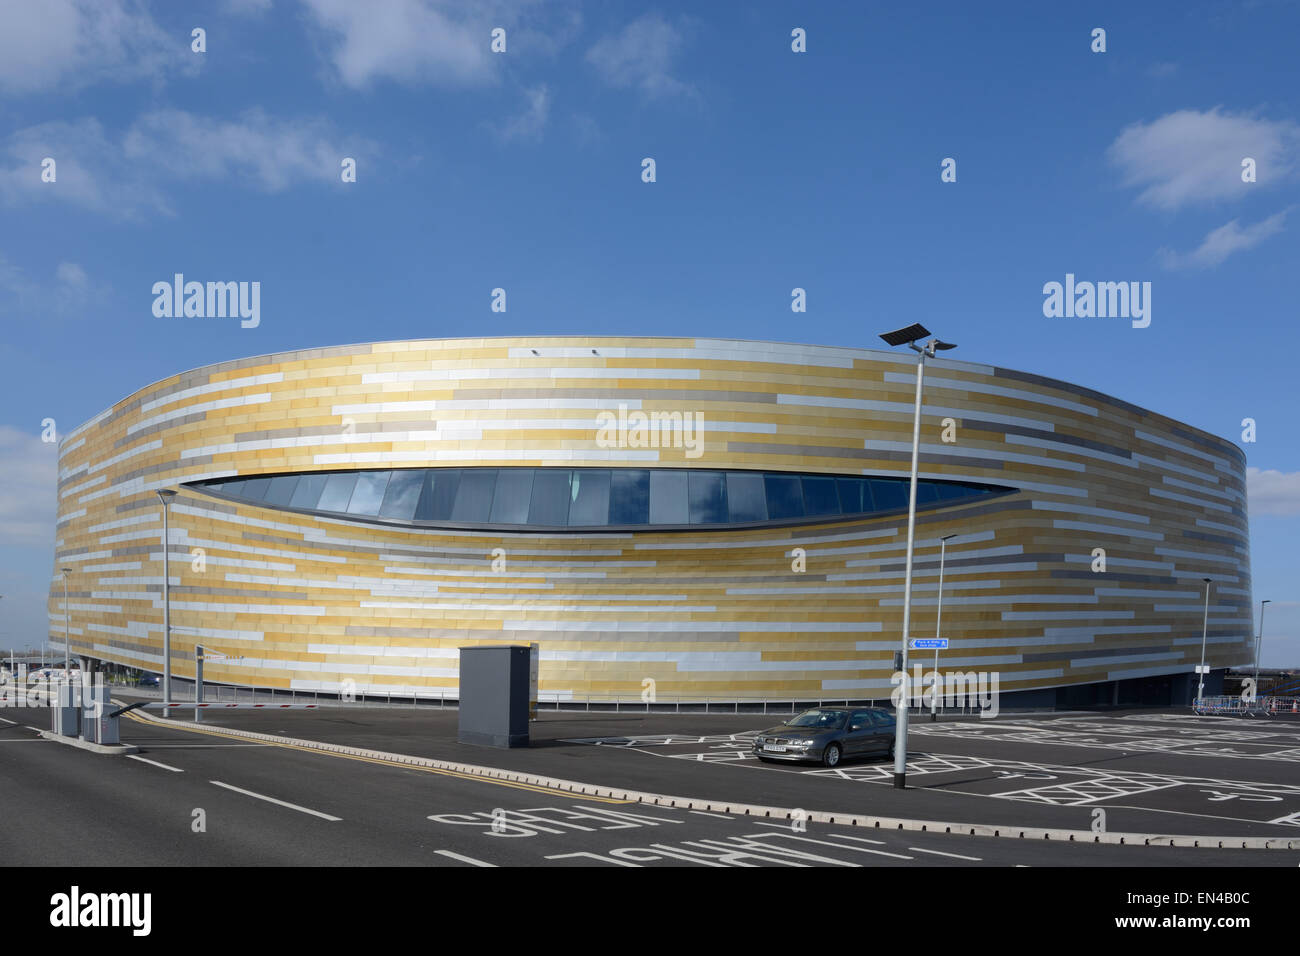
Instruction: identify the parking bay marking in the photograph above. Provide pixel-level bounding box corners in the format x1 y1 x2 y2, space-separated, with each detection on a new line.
127 755 184 772
210 780 342 821
434 850 497 868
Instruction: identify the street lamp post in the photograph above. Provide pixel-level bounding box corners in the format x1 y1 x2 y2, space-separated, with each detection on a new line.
879 324 957 789
157 489 177 709
1196 577 1212 702
60 568 72 677
1254 599 1271 693
932 533 957 722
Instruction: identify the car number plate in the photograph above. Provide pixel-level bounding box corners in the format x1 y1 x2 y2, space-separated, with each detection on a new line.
762 744 787 752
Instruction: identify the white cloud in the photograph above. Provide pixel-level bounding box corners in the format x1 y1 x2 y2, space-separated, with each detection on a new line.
298 0 498 88
0 254 97 316
0 110 363 217
493 84 550 142
1159 209 1290 269
0 426 57 547
124 108 360 190
586 12 693 99
1108 108 1298 211
1248 467 1300 517
0 0 193 95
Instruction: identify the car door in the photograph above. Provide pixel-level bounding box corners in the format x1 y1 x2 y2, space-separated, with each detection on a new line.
869 709 895 751
845 710 874 756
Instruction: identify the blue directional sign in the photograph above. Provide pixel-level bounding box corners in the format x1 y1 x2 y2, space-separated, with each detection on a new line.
910 638 949 650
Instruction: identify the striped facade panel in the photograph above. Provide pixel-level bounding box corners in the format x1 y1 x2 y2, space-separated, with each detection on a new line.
49 337 1253 701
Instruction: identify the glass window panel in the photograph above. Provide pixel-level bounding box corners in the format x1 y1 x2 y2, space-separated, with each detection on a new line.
240 477 271 501
801 476 841 516
869 479 908 512
725 472 767 523
569 470 611 526
417 470 460 521
915 482 939 505
348 471 391 515
609 470 650 525
317 473 358 512
837 477 873 514
688 472 727 524
379 470 425 519
764 474 804 520
935 482 969 500
490 470 535 524
451 469 496 523
528 470 572 526
264 475 299 507
218 479 248 498
289 474 329 510
648 470 689 525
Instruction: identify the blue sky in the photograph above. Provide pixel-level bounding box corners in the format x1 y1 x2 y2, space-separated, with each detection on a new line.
1 0 1297 665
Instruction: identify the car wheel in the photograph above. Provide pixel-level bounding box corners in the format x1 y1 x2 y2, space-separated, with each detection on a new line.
885 739 896 760
822 742 842 768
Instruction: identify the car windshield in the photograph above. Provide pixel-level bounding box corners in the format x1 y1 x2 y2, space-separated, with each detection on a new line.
787 709 847 729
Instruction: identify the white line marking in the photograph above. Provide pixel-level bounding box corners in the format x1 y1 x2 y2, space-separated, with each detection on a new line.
0 717 16 725
210 780 342 821
907 846 982 861
748 821 886 844
127 755 184 772
689 810 734 820
434 850 497 867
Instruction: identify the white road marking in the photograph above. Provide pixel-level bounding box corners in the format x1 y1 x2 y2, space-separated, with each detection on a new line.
127 755 184 772
434 850 497 867
748 821 887 845
689 810 734 820
210 780 342 821
0 717 17 724
908 846 982 861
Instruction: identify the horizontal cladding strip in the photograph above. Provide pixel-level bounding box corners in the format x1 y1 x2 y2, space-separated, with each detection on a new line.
725 581 1002 596
1196 518 1245 533
1133 430 1235 470
1071 652 1185 668
1002 611 1135 620
1064 554 1174 571
164 536 341 565
506 343 868 368
129 393 272 435
633 527 900 552
138 372 285 413
774 391 1056 428
1003 433 1135 467
1163 474 1235 500
309 644 459 658
844 543 1025 565
1051 520 1165 540
1132 453 1228 483
1148 487 1235 514
881 594 1099 606
821 670 1067 690
313 449 665 465
361 367 704 383
852 470 1086 498
862 440 1084 473
880 371 1099 416
1153 547 1240 564
84 440 163 475
387 566 605 580
60 475 106 499
226 573 551 593
355 601 719 613
332 399 645 414
164 601 329 615
500 621 884 632
1093 588 1204 598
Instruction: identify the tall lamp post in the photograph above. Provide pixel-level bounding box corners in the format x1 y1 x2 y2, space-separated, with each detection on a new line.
931 533 958 722
60 568 72 677
157 489 177 709
879 323 957 789
1195 577 1212 702
1254 599 1271 693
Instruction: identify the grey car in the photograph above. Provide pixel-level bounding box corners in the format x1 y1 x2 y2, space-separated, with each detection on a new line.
752 707 896 767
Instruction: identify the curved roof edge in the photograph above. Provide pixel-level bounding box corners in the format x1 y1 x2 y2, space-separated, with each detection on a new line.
60 334 1248 464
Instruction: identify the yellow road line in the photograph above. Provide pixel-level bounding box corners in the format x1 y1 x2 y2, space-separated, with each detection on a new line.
123 709 631 804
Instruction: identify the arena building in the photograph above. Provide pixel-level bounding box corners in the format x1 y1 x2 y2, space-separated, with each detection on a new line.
49 337 1251 707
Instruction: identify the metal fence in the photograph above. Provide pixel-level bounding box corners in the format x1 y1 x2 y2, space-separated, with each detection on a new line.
1193 695 1300 717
